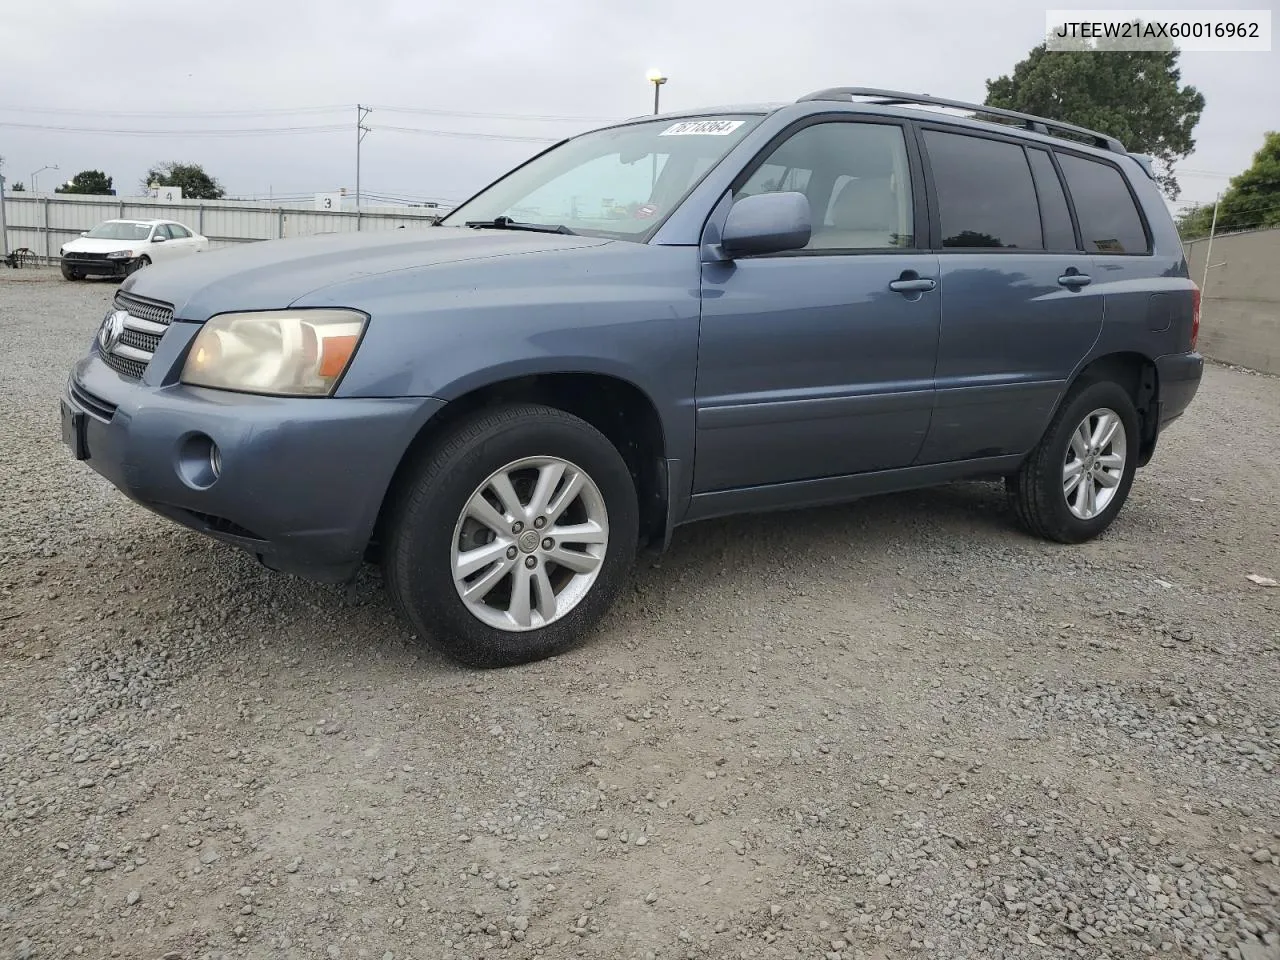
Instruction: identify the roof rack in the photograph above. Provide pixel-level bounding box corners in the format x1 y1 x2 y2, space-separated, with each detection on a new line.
797 87 1126 154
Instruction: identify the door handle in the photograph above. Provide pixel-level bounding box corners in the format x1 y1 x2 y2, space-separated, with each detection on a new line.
1058 272 1092 288
888 277 937 293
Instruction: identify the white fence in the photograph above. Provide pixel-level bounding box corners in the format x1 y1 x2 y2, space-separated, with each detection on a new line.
1 193 450 262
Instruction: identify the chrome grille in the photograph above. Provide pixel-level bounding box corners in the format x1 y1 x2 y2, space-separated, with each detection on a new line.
115 291 174 325
102 352 148 380
119 327 162 353
97 291 176 381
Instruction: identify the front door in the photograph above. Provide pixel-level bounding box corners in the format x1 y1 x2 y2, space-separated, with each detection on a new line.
693 118 940 492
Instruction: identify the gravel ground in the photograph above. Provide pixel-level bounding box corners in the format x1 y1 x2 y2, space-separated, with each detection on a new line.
1 270 1278 960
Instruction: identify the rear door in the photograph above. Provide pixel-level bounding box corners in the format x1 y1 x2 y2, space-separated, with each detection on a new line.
166 223 200 257
916 127 1103 463
1053 150 1160 342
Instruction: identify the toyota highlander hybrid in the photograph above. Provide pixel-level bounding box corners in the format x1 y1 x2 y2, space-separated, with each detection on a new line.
61 87 1203 667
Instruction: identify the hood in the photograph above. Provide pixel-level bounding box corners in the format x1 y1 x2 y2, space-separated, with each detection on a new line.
118 226 613 322
62 236 145 255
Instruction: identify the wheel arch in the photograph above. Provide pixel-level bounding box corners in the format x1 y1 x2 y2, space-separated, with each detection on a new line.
1065 351 1160 467
369 371 670 560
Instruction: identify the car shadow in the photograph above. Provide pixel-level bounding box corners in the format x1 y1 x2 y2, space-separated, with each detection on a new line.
57 479 1028 676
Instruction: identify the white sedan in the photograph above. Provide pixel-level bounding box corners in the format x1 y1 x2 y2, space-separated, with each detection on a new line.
60 219 208 281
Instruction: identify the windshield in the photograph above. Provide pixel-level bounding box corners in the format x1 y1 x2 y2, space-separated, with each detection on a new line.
85 222 152 241
442 115 764 240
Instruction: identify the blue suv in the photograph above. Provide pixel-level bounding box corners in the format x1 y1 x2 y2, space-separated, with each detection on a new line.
61 87 1203 667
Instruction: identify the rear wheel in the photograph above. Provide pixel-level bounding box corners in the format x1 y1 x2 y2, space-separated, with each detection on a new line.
1007 380 1139 544
383 403 639 667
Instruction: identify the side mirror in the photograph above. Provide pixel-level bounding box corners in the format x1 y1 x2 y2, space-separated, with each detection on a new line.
80 231 89 237
720 192 812 258
151 234 166 242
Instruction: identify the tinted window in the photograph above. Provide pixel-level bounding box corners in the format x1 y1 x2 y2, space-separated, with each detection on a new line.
1056 153 1148 254
1027 149 1077 250
924 130 1041 249
737 121 915 250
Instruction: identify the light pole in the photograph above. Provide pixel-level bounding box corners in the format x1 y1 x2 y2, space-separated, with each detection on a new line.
30 164 58 195
646 69 667 115
645 70 668 191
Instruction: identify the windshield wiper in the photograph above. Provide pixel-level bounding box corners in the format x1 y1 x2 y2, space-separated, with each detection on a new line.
463 216 575 235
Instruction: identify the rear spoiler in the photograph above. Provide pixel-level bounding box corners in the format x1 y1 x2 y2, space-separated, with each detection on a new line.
1128 153 1158 181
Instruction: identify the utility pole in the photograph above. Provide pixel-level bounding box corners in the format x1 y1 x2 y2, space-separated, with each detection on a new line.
355 104 372 211
0 169 8 258
1201 191 1221 293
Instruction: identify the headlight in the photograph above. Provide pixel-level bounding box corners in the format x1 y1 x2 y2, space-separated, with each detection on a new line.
181 309 368 397
106 249 134 259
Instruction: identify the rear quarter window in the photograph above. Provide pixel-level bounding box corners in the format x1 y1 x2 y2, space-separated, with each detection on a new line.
1056 153 1150 254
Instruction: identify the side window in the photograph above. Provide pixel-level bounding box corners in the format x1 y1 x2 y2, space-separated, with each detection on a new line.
1056 153 1149 254
1026 150 1077 250
169 224 191 238
737 163 813 199
735 121 915 250
150 225 168 241
923 130 1042 249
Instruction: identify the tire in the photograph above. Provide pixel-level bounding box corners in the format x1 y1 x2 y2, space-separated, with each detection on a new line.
127 255 151 276
1006 379 1140 544
383 403 639 668
60 263 80 281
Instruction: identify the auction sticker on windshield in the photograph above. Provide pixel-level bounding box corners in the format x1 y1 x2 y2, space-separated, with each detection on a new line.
659 120 745 136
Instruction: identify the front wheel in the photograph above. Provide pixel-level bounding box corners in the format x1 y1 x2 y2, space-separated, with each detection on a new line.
383 403 639 668
126 255 151 276
1007 380 1140 544
60 262 81 281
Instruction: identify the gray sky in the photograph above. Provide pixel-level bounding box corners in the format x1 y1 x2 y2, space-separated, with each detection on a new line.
1 0 1274 210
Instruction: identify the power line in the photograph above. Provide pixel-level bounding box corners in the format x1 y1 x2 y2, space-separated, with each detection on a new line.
377 125 559 143
0 102 618 124
372 104 618 123
0 120 350 137
0 119 565 144
0 104 351 118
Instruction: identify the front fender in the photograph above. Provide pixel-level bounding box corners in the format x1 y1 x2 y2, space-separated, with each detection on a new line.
317 242 703 467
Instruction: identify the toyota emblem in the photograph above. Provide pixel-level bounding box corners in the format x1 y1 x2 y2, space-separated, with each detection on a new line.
98 310 127 353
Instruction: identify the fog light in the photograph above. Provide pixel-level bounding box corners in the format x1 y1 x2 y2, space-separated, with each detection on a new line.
177 433 220 490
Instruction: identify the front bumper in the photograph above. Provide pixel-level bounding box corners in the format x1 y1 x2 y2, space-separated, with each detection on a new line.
61 352 445 583
61 255 137 277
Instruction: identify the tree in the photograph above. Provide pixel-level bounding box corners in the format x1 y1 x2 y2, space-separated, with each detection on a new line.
142 162 225 200
985 24 1205 199
1173 132 1280 240
56 170 114 195
1175 203 1216 241
10 182 24 191
1214 132 1280 235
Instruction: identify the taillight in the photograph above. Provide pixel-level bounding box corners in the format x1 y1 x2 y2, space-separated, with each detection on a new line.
1190 285 1201 350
